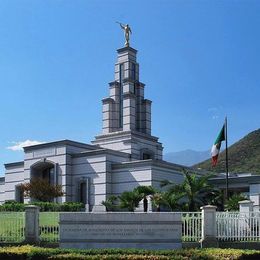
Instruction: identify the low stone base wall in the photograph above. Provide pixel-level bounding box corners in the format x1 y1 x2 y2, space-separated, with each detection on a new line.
59 213 182 250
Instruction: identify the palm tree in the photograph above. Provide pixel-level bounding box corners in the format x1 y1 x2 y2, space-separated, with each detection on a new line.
101 195 118 212
225 193 247 211
163 191 185 211
118 190 142 212
161 169 215 211
134 186 156 212
151 192 165 212
204 188 224 211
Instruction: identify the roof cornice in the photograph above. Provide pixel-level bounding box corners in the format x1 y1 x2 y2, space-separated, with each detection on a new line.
23 139 98 151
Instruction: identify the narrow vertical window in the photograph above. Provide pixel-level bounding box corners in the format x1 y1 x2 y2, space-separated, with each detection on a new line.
131 63 136 80
119 63 124 128
80 182 87 204
15 185 24 203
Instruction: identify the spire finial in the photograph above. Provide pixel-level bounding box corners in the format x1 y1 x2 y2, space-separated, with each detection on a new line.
116 22 132 47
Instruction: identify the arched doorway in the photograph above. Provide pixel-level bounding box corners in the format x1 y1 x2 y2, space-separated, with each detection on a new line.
30 160 56 185
30 159 57 202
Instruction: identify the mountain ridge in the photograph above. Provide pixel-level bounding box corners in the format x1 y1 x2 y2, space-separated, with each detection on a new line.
194 129 260 174
164 149 210 166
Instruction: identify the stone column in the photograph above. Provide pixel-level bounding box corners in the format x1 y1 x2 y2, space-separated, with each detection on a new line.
200 205 218 248
239 200 253 235
123 93 136 131
85 177 90 212
239 200 254 213
249 184 260 211
102 98 114 134
25 205 40 244
109 81 120 130
141 99 151 135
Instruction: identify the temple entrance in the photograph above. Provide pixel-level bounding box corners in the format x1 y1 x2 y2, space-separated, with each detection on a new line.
30 160 57 202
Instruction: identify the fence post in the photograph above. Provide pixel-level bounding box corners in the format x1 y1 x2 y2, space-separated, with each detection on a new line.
25 205 40 244
239 200 253 236
200 205 218 248
239 200 253 213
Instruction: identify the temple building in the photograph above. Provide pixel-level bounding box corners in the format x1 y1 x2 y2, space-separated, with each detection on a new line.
1 40 260 212
0 44 188 211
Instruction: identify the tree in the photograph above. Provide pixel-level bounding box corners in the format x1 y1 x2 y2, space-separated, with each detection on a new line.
118 190 142 212
150 192 165 212
205 189 224 211
101 195 119 212
161 170 215 211
21 179 64 202
225 193 247 211
163 191 185 211
134 186 156 212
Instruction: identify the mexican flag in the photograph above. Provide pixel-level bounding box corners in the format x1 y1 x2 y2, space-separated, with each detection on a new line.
211 124 225 166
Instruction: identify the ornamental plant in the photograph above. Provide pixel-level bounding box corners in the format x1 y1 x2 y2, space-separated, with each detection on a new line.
20 179 64 202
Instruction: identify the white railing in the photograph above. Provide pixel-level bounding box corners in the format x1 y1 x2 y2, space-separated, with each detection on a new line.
181 212 202 242
217 211 260 241
0 212 25 242
39 212 59 242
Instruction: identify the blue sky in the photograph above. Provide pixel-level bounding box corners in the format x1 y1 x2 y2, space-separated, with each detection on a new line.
1 0 259 175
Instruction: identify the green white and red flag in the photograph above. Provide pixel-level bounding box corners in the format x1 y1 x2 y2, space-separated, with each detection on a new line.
211 124 226 166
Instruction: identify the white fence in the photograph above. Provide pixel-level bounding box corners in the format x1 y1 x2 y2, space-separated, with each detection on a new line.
217 211 260 241
181 212 202 242
2 205 260 244
39 212 59 242
0 212 25 242
0 210 59 243
182 209 260 243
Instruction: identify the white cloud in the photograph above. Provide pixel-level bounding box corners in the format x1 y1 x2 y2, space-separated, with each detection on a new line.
207 107 218 113
7 140 45 151
208 106 223 120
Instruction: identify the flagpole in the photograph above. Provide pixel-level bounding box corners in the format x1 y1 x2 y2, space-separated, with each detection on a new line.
225 116 229 201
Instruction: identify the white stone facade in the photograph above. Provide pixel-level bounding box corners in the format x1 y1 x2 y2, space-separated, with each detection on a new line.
1 45 260 211
0 46 185 211
1 45 259 210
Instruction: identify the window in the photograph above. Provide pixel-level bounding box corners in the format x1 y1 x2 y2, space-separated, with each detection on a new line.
15 185 24 203
119 63 124 128
141 150 155 160
42 167 54 184
79 178 90 205
80 182 87 204
131 63 136 80
143 153 151 160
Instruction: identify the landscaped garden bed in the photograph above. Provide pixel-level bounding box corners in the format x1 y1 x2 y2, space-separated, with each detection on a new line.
1 245 260 259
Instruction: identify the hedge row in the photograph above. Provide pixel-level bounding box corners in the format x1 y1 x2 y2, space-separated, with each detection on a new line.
0 245 260 259
0 201 84 212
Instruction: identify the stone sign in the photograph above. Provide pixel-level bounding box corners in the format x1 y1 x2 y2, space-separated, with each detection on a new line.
59 213 182 249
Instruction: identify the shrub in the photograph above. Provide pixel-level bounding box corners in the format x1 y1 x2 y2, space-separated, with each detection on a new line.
21 179 64 202
0 201 25 211
1 246 260 260
0 202 84 212
1 246 260 259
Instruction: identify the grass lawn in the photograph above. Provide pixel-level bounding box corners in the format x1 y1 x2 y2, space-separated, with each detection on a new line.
0 212 25 242
0 212 59 242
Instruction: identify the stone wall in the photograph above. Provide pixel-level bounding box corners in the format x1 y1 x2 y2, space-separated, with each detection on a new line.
59 212 182 249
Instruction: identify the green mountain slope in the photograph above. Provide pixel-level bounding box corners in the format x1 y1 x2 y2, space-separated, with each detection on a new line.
194 129 260 174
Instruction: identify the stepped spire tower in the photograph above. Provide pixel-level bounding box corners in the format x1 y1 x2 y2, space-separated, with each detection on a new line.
92 26 163 160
